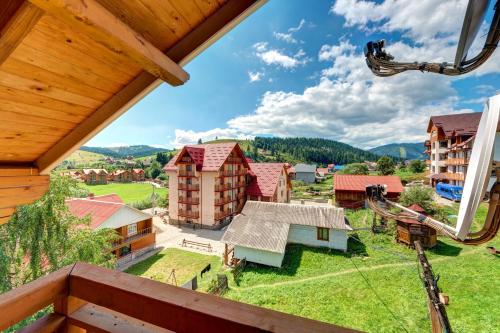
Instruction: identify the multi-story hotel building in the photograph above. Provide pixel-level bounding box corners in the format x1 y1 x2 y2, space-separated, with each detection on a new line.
164 142 292 228
425 112 481 187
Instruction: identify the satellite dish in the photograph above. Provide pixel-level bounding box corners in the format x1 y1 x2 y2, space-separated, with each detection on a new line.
454 0 491 68
456 94 500 239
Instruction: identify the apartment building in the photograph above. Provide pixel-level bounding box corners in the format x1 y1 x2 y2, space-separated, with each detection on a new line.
164 143 292 229
425 112 482 187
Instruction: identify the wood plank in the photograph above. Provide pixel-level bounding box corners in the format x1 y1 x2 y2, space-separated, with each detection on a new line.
0 70 102 108
0 265 71 331
0 110 80 130
0 118 70 137
0 184 49 208
0 99 88 122
0 216 11 225
0 166 39 176
69 263 359 333
0 2 43 66
36 0 267 174
0 130 68 145
136 0 194 37
166 0 205 28
29 0 189 86
17 313 65 333
0 175 49 188
68 303 174 333
53 296 87 333
0 84 94 115
0 207 15 217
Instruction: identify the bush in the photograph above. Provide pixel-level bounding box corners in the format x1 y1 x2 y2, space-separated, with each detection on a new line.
399 186 434 212
409 160 426 173
341 163 369 175
377 156 395 175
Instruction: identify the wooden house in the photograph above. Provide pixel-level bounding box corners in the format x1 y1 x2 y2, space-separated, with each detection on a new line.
111 169 133 183
82 169 108 185
0 0 358 331
334 174 404 209
132 168 145 181
395 204 437 248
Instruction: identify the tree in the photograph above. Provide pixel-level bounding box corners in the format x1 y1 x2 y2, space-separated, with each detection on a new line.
399 185 434 212
341 163 369 175
147 161 162 179
409 159 426 173
155 152 169 167
377 156 395 175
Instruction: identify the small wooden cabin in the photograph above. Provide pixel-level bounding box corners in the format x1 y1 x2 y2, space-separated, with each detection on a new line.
395 204 437 248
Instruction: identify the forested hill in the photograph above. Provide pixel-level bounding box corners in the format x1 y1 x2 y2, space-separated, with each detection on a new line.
250 137 380 165
369 142 425 160
80 145 170 158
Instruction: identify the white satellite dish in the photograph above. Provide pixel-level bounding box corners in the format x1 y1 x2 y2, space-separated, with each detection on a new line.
456 94 500 240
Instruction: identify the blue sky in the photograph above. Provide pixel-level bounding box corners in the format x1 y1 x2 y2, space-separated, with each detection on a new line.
87 0 500 149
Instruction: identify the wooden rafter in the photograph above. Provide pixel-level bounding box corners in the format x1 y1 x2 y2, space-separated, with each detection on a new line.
28 0 189 86
0 1 44 66
35 0 267 174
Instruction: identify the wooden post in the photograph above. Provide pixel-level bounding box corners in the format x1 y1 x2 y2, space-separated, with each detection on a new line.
53 296 87 333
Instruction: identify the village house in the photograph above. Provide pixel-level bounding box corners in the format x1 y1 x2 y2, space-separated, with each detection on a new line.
294 163 317 183
164 143 293 229
133 168 146 181
81 169 108 185
334 174 404 209
221 201 352 267
246 163 292 203
66 194 155 258
425 112 490 187
110 169 133 183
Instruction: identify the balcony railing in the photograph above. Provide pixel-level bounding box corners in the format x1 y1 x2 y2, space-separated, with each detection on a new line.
178 197 200 204
0 263 356 333
215 210 233 220
178 170 196 177
226 157 243 163
445 158 468 166
237 192 246 199
218 168 248 177
425 160 431 165
178 210 200 219
215 181 246 191
443 172 465 181
215 197 235 205
112 227 154 250
178 183 199 191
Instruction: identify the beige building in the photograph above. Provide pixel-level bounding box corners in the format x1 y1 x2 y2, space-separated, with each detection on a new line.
425 113 482 187
164 143 292 229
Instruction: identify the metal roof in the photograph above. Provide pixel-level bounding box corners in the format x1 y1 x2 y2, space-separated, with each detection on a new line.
221 201 350 253
294 163 317 173
334 174 404 194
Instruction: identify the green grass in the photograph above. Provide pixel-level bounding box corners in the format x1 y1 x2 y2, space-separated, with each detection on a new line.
80 182 167 204
395 169 427 184
223 208 500 333
125 248 222 290
291 175 333 200
64 149 106 164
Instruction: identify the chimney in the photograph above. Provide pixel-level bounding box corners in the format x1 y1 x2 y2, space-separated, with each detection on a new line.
88 193 95 199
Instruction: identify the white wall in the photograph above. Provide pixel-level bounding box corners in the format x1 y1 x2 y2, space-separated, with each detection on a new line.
287 224 348 252
167 171 178 219
200 171 216 226
234 246 285 268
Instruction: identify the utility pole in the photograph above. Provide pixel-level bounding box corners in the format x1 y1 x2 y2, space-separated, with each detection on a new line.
414 241 452 333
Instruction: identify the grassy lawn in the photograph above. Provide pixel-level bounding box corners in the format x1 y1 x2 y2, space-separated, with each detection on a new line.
223 208 500 333
125 248 222 290
80 182 167 204
292 175 333 200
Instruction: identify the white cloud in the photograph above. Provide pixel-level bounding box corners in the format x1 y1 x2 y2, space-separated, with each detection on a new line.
318 40 356 61
248 71 264 82
253 42 308 69
288 19 306 33
273 32 297 44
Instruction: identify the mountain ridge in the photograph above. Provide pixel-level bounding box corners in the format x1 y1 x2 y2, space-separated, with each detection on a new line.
369 142 425 160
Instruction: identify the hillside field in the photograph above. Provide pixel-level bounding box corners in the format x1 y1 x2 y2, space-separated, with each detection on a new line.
80 183 167 204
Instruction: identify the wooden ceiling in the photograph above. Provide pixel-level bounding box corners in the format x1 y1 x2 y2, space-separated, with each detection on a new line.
0 0 265 223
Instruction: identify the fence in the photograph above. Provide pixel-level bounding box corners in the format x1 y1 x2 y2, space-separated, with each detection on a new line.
116 245 156 267
181 239 213 252
207 274 228 296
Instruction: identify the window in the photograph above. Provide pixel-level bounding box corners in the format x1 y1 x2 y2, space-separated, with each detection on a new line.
186 164 192 171
317 227 329 241
127 224 137 236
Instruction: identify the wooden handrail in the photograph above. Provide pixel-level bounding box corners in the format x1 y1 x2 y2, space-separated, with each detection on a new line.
0 262 362 333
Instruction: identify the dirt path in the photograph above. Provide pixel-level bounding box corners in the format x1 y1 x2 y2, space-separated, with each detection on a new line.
232 248 482 292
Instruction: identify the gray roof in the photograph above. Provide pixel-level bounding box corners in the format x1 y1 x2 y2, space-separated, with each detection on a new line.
221 201 351 253
294 163 316 173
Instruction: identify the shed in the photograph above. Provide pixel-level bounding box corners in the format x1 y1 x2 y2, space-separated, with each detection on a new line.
294 164 317 183
221 201 351 267
334 174 404 209
395 204 437 248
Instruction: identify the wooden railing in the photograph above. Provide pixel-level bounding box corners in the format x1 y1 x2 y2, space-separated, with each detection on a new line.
178 183 199 191
111 228 154 250
215 196 235 205
215 183 232 191
0 263 359 333
443 172 465 181
444 158 468 166
178 170 196 177
179 197 200 204
178 210 200 218
226 157 243 163
425 160 431 165
215 210 232 220
218 169 248 177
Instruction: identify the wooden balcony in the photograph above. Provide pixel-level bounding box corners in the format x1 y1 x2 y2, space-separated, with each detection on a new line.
215 197 235 206
178 170 196 177
218 168 248 177
215 183 232 191
178 210 200 219
111 227 155 250
178 184 199 191
443 172 465 181
226 157 243 163
215 210 233 220
425 160 431 165
444 158 468 166
237 192 246 199
178 197 200 204
0 263 358 333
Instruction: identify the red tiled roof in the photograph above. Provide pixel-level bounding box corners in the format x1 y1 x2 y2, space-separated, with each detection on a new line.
247 163 286 198
407 203 425 213
427 112 482 137
88 194 124 204
163 142 248 172
66 198 122 229
334 174 404 194
317 167 329 175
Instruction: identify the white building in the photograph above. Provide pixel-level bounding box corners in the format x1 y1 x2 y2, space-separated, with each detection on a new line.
221 201 352 267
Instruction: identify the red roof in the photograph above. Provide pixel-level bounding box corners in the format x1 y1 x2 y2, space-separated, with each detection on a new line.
66 198 122 229
334 175 404 194
164 142 248 172
246 163 286 198
87 193 124 204
317 167 330 175
407 203 425 213
427 112 482 137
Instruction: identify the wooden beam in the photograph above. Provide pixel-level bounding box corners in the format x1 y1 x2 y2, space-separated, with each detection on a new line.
0 2 43 66
17 313 65 333
28 0 189 86
0 265 72 331
69 263 360 333
35 0 267 174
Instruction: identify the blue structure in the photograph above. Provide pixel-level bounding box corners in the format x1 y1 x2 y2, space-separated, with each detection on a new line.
436 183 463 201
